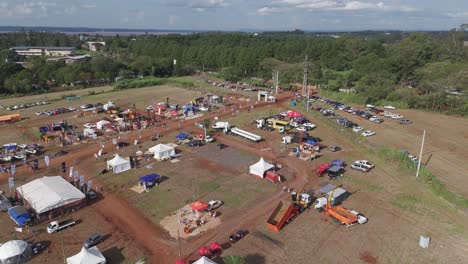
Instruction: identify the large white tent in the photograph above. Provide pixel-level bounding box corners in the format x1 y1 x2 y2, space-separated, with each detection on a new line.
107 154 131 173
66 246 106 264
148 144 176 160
17 176 85 215
249 158 274 178
96 120 111 130
0 240 31 264
193 256 218 264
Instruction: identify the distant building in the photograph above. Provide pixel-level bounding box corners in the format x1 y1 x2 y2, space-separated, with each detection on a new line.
86 41 106 51
65 54 92 64
464 41 468 47
10 46 75 57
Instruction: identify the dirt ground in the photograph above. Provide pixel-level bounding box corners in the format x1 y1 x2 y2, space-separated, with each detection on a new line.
2 82 468 264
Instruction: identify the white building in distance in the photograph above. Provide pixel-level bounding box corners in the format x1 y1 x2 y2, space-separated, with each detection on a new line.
10 46 76 57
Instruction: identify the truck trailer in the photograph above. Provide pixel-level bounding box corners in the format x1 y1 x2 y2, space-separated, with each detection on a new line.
266 201 302 232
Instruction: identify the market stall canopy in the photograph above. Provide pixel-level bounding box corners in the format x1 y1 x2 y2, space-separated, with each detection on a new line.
249 158 275 178
190 200 209 211
8 206 31 227
106 154 131 174
331 160 345 167
0 240 31 264
193 256 218 264
66 246 106 264
16 176 85 214
287 111 302 118
176 133 189 139
139 174 160 183
148 144 176 160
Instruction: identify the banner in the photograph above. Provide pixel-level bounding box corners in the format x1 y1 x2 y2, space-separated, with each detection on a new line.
69 166 74 178
74 170 78 178
10 164 15 176
87 180 93 193
79 175 85 187
8 177 14 189
74 174 79 183
44 155 50 167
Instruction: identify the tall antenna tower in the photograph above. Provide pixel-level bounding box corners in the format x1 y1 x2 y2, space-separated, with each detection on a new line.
302 55 309 97
272 69 279 94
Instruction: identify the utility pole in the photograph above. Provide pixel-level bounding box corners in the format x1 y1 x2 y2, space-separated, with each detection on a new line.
416 130 426 178
302 55 309 97
275 70 279 94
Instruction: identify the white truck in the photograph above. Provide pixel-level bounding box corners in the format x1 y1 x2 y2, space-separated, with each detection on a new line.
212 122 230 130
47 219 76 233
229 127 262 142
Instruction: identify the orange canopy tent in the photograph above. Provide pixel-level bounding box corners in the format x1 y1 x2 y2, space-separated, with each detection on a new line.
190 200 209 211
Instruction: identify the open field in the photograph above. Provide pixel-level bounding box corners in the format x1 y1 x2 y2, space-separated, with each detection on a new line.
0 81 467 264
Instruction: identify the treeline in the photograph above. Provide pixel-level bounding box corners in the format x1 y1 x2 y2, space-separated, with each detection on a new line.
0 30 467 115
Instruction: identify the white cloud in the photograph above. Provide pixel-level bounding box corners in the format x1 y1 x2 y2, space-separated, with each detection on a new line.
80 3 97 9
169 15 178 25
256 7 281 15
267 0 417 13
0 1 55 18
189 0 227 10
447 11 468 19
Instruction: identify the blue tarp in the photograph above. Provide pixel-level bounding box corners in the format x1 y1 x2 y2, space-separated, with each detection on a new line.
176 133 189 139
139 173 160 183
305 139 317 145
331 160 345 167
8 206 31 227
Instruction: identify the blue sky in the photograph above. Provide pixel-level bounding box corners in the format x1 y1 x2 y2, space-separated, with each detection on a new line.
0 0 466 30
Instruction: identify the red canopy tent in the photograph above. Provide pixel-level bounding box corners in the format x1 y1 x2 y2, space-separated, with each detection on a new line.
175 260 186 264
198 246 211 257
190 200 209 211
287 111 302 118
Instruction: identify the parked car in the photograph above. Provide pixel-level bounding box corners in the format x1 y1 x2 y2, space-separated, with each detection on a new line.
289 121 299 128
207 200 223 211
187 140 202 148
84 233 104 249
373 118 384 124
354 160 375 169
303 123 316 130
361 130 376 137
391 114 403 119
229 230 247 243
350 163 370 172
400 119 412 125
86 191 98 201
384 105 396 110
329 145 341 152
35 111 43 116
352 126 364 133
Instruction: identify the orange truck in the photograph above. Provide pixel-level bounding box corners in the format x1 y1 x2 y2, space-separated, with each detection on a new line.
266 201 301 232
0 114 21 123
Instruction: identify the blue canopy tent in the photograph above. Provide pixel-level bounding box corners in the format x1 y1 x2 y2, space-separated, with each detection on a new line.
8 206 31 226
176 133 189 140
331 160 345 167
139 174 161 188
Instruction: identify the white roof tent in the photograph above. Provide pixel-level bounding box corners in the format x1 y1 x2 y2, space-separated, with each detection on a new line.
249 158 275 178
0 240 32 264
67 246 106 264
148 144 176 160
17 176 85 215
107 154 131 173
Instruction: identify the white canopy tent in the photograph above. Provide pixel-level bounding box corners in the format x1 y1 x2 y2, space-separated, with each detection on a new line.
96 120 111 130
249 158 274 178
148 144 176 160
0 240 31 264
193 256 218 264
17 176 85 215
107 154 131 173
66 246 106 264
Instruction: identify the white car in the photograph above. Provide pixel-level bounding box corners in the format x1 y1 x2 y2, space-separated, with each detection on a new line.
198 106 209 111
384 111 393 117
289 121 299 128
391 114 403 119
354 160 375 169
361 130 376 137
384 105 396 110
68 107 77 112
296 126 307 132
207 200 223 211
369 116 379 122
204 136 214 143
279 112 288 117
35 111 43 116
352 126 364 133
303 123 316 130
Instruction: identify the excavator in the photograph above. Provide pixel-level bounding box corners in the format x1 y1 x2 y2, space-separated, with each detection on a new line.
314 188 367 227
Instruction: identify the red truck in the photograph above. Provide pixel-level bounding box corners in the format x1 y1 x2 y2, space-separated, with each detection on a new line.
266 201 302 232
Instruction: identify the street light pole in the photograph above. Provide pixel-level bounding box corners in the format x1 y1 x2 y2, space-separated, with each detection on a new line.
416 130 426 178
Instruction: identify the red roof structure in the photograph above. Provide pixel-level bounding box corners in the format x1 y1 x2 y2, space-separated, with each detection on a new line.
190 200 209 211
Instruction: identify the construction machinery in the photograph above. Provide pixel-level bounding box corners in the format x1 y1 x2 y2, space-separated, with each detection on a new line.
314 189 367 227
